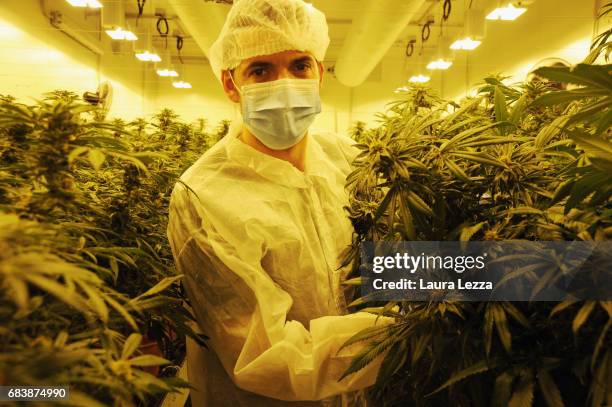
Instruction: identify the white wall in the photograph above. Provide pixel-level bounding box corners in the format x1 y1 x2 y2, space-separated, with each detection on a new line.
0 0 147 119
311 59 406 136
151 62 237 132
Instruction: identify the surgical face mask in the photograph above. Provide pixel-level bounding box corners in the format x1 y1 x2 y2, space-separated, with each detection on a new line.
232 75 322 150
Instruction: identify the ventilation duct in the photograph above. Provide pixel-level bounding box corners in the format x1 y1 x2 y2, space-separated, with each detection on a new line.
166 0 229 61
334 0 427 87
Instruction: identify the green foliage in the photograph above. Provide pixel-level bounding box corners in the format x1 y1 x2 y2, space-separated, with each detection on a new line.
349 121 371 143
0 94 214 405
215 119 232 140
342 44 611 406
584 4 612 64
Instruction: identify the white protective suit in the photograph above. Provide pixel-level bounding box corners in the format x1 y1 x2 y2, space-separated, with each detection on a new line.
167 124 392 406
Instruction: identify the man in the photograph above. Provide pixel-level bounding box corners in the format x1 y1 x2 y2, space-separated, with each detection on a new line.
167 1 390 405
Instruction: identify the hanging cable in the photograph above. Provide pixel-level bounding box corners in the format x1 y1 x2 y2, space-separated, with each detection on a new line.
419 35 425 57
156 17 169 36
176 35 184 64
137 0 146 15
443 0 452 21
136 0 146 26
405 40 415 57
421 21 432 42
157 16 169 49
439 0 447 40
439 5 444 37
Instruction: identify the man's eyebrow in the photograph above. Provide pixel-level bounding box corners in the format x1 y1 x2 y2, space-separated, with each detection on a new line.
245 61 273 71
291 56 315 65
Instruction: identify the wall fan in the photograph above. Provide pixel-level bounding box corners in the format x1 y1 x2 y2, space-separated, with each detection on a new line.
83 81 113 119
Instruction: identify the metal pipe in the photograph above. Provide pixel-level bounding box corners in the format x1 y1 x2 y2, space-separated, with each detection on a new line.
125 13 178 20
40 0 104 56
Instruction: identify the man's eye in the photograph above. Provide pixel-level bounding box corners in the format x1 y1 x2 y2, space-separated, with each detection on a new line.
250 68 267 77
294 63 311 72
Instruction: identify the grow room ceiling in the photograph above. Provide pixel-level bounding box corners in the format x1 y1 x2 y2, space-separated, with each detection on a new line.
32 0 596 91
102 0 472 82
154 0 471 83
0 0 600 126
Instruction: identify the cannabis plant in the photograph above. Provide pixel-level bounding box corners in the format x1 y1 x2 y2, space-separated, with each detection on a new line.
0 94 213 405
341 29 611 407
349 121 369 143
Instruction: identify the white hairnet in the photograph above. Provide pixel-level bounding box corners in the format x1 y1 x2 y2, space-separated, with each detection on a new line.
209 0 330 81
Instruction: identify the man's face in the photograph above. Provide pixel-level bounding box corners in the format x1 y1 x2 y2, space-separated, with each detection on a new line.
221 50 324 103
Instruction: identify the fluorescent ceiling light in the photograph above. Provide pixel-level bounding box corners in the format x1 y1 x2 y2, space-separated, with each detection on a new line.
105 28 137 41
486 4 527 21
157 68 179 77
173 81 192 89
0 23 20 39
450 37 481 50
135 51 161 62
427 59 453 70
409 74 430 83
66 0 103 7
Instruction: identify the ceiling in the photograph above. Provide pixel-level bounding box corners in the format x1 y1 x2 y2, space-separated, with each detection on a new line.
49 0 563 88
317 0 470 62
119 0 473 66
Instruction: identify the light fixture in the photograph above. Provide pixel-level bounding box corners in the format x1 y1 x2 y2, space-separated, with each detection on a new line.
157 68 179 77
427 59 453 70
172 80 192 89
409 74 430 83
486 3 527 21
102 1 136 41
135 50 161 62
393 86 410 93
106 27 138 41
450 37 481 50
427 36 454 70
105 27 137 41
134 25 161 62
450 7 485 51
156 50 179 77
0 22 20 39
170 62 190 88
66 0 103 7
